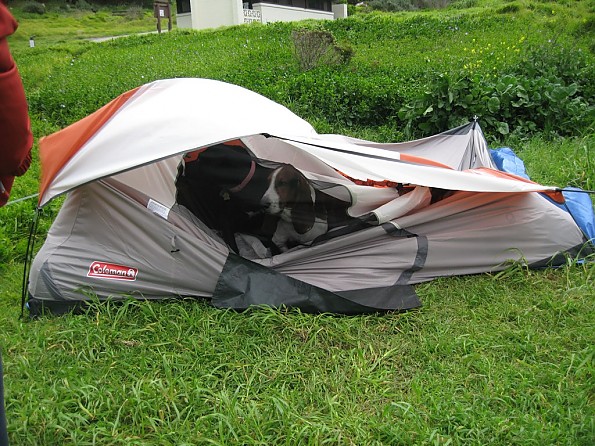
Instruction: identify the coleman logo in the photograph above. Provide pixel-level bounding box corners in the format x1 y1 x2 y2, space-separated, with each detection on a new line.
88 262 138 281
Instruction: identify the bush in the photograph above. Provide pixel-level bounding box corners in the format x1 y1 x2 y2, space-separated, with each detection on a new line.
286 69 405 126
72 0 97 11
63 0 155 6
515 42 594 101
497 3 521 14
291 28 353 72
21 1 46 14
366 0 451 11
398 42 595 139
125 5 145 20
449 0 479 8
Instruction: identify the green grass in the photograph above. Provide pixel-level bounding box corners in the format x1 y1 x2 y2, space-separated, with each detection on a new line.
1 0 594 444
7 3 157 50
1 267 593 444
514 135 594 192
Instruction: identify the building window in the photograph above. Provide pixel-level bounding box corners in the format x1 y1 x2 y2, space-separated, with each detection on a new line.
306 1 331 11
176 0 191 14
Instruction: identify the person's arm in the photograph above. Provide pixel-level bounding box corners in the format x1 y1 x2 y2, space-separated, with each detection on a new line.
0 2 33 206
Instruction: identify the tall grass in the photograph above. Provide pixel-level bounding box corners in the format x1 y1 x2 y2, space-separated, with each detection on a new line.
1 1 594 444
1 268 593 444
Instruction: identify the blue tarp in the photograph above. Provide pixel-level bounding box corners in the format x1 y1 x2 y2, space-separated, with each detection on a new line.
490 148 595 242
490 147 530 180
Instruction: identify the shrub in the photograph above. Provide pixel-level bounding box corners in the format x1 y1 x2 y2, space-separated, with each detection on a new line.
367 0 416 11
72 0 97 11
366 0 451 11
450 0 479 8
398 42 594 139
286 69 405 126
497 2 521 14
125 5 145 20
515 42 594 100
291 28 353 71
21 1 46 14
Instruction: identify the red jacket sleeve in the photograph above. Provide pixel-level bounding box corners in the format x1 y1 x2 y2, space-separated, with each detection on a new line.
0 2 33 205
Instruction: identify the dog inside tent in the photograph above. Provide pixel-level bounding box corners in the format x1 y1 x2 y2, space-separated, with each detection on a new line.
26 78 594 316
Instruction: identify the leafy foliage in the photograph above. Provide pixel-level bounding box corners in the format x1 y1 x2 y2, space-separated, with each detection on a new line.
399 42 594 139
62 0 156 7
366 0 452 11
285 68 406 126
291 27 353 71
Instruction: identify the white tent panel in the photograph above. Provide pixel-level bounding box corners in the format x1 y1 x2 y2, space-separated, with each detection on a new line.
282 137 558 194
40 78 317 205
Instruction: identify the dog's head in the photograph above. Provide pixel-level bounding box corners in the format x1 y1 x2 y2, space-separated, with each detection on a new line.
260 164 315 234
187 144 254 189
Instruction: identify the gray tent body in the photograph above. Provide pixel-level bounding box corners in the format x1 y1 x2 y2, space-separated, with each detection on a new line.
27 122 592 315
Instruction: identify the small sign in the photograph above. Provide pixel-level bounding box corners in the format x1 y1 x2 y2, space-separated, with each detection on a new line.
153 1 172 32
147 199 170 219
244 9 262 23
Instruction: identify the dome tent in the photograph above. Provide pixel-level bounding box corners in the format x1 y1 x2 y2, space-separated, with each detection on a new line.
27 78 594 316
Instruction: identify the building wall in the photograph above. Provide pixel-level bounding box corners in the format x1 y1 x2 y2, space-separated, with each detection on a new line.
201 0 244 29
177 0 344 30
332 3 348 19
178 0 243 30
252 2 333 24
176 13 193 29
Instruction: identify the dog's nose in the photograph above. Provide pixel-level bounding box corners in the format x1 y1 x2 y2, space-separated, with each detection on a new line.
261 194 281 215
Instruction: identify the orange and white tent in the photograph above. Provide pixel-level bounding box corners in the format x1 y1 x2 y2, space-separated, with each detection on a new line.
27 78 593 315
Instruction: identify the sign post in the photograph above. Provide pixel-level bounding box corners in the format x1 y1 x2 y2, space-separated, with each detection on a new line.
154 1 172 33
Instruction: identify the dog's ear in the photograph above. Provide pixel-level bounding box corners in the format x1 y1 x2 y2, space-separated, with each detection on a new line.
290 174 315 234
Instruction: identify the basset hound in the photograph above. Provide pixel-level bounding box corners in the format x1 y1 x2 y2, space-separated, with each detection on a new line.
176 142 277 254
177 147 355 256
260 164 330 252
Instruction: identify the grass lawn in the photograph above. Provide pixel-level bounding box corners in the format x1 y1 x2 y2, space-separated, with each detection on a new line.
0 0 594 444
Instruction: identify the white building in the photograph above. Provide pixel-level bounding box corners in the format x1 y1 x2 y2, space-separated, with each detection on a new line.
176 1 348 30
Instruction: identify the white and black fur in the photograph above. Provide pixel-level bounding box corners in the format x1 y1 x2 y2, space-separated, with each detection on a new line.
260 164 329 252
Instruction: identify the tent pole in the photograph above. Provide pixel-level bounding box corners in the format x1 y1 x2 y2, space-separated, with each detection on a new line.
20 208 40 318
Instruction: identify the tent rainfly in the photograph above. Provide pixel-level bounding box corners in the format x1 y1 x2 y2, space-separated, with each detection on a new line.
27 78 594 316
